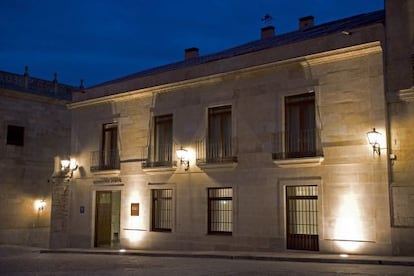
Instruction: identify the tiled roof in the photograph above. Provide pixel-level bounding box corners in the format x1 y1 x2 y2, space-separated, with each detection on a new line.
92 10 384 88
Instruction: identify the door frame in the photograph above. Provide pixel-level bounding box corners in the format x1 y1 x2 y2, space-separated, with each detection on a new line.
92 188 121 248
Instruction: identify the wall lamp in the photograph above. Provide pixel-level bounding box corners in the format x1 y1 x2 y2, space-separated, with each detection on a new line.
366 128 382 156
35 199 46 212
60 157 78 179
176 147 190 171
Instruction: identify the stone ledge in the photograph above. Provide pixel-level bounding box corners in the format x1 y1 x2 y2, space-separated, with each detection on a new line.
273 156 324 168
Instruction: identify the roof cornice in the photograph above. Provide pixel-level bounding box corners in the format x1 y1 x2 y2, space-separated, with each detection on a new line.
68 41 382 109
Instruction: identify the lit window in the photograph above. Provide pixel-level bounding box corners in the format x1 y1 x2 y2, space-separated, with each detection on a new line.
208 187 232 234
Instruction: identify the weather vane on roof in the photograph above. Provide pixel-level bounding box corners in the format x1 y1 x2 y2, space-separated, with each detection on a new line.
261 14 273 25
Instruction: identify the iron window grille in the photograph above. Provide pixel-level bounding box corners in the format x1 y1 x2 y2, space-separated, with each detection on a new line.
286 185 319 251
152 189 173 232
208 187 233 234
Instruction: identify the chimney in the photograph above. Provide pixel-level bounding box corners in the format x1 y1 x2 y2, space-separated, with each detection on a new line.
23 66 29 89
299 16 314 31
185 47 199 60
53 72 58 93
261 25 275 39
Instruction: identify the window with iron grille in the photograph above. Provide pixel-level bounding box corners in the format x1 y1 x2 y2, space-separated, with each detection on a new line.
285 93 316 158
286 185 319 251
6 125 24 146
208 187 232 234
207 106 232 162
152 189 173 232
101 123 119 170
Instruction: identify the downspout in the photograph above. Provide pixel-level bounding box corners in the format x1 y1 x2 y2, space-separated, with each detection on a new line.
382 23 396 228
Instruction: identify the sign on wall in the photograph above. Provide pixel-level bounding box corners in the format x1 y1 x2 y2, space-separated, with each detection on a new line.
131 203 139 216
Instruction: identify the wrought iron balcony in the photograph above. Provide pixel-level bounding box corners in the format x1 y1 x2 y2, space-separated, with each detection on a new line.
90 150 120 172
196 138 238 165
142 144 177 169
272 129 323 160
142 160 177 169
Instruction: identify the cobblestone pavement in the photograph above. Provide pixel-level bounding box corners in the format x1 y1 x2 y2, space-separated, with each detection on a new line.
0 245 413 275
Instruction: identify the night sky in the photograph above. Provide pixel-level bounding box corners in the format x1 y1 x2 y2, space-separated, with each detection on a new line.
0 0 384 87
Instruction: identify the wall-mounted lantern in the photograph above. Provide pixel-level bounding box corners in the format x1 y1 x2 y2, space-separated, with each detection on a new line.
176 147 190 171
35 199 46 212
61 157 78 179
366 128 382 156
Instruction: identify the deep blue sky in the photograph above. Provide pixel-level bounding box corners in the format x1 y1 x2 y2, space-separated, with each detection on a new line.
0 0 384 87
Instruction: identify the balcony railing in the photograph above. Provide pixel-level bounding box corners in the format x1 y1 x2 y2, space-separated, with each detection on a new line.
90 150 120 172
142 160 177 169
142 143 177 169
196 138 238 165
272 129 323 160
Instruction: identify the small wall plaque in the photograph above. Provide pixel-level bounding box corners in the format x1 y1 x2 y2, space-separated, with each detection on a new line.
131 203 139 216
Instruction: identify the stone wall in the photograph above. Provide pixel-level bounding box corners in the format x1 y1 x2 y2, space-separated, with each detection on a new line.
0 88 71 247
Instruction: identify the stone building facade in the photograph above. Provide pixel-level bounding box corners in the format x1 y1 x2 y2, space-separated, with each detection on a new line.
385 0 414 255
0 68 74 247
49 0 414 255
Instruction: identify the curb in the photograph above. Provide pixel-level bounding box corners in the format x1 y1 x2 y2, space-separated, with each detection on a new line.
39 249 414 267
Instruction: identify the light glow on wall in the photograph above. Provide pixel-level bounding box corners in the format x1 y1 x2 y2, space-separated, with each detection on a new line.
334 193 363 252
124 229 145 243
123 190 146 244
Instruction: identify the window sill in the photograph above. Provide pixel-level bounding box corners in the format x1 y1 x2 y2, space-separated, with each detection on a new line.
273 156 324 168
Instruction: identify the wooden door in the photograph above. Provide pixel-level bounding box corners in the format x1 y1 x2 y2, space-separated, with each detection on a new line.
95 191 112 247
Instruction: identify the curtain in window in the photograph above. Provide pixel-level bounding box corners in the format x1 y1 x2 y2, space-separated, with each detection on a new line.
208 106 232 161
154 115 173 163
102 124 118 168
285 93 316 157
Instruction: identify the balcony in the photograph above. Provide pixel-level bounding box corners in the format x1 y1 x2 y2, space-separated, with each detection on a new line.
142 160 177 169
272 129 323 168
196 138 238 168
142 144 177 171
90 150 120 172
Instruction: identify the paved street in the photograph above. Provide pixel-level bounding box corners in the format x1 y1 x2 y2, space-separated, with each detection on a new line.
0 246 413 275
